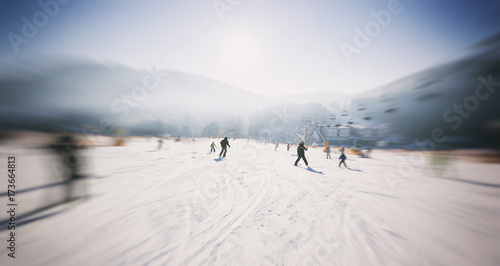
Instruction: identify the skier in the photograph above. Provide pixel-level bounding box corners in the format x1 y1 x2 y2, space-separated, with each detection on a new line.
210 141 217 153
326 146 331 159
157 138 163 150
294 142 308 167
51 134 87 201
287 143 290 151
340 146 345 154
339 153 347 168
219 137 231 158
275 142 279 151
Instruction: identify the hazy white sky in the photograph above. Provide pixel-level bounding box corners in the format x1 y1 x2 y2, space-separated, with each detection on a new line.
1 0 499 95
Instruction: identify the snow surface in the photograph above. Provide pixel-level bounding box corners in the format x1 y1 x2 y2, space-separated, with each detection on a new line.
1 138 500 265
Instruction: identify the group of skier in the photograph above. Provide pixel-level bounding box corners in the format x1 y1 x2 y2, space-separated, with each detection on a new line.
207 137 350 168
209 137 231 158
293 142 348 168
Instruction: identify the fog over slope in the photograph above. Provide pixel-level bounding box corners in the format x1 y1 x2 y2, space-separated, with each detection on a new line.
1 32 499 147
0 57 346 134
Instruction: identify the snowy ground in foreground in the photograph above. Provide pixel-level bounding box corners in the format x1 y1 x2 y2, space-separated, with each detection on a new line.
1 138 500 266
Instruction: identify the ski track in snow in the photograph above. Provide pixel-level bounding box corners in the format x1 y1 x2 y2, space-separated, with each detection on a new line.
1 139 500 265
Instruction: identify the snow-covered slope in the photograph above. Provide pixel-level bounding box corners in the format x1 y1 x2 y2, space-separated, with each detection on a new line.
1 138 500 265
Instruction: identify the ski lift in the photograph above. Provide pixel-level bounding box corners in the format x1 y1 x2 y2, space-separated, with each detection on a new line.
330 114 336 120
335 122 341 127
363 114 373 121
341 110 348 116
347 119 354 125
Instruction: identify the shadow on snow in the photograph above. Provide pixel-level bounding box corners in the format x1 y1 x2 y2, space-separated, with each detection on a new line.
305 167 324 175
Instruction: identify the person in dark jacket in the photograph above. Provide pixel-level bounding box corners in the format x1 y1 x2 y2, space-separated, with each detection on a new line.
219 137 231 158
51 134 86 201
339 153 347 168
294 142 308 166
157 138 164 150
